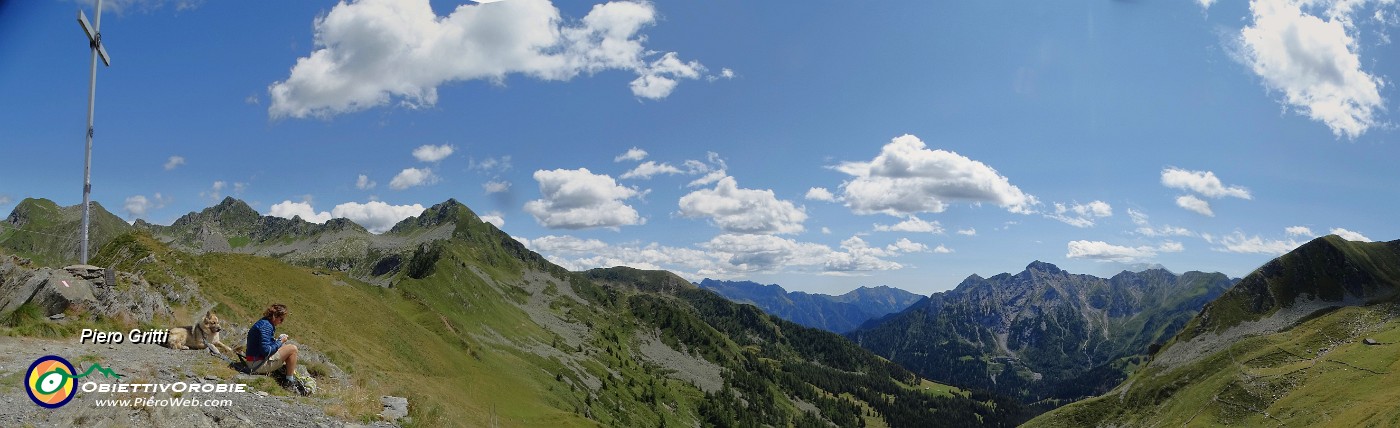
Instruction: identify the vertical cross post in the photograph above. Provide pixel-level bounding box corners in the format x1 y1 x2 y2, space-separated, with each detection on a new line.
77 0 111 264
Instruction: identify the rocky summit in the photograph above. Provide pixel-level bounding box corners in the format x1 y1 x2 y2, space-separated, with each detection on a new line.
848 261 1235 406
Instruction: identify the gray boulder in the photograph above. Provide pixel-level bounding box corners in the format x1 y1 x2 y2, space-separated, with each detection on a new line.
28 271 98 317
380 396 409 422
0 260 97 317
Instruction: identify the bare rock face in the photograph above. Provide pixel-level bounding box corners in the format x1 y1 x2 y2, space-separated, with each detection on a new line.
65 264 107 284
30 271 98 317
380 396 409 422
0 256 175 323
0 260 98 317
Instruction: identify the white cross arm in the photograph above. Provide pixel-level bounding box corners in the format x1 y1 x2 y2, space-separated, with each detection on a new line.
77 10 111 67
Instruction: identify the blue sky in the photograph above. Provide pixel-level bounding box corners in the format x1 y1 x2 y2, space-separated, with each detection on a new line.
2 0 1397 295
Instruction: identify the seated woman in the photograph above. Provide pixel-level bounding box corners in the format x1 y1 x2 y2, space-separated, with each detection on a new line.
245 303 300 387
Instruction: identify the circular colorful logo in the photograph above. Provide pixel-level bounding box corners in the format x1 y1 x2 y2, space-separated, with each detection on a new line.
26 355 77 409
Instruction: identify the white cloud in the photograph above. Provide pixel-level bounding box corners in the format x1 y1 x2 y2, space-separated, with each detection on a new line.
1046 200 1113 227
480 211 505 228
614 147 648 162
1286 225 1315 236
835 134 1037 216
269 200 334 224
887 238 929 253
1161 168 1252 199
933 244 954 254
821 227 832 235
621 161 683 179
805 187 836 202
0 195 11 207
1198 0 1218 9
678 176 807 235
1330 227 1372 241
268 200 426 233
1215 231 1303 254
124 196 150 218
1158 241 1186 253
629 52 704 99
412 144 455 163
1127 208 1196 237
522 232 920 278
469 156 512 173
823 236 904 272
356 174 377 190
331 201 427 233
524 168 643 229
688 170 728 187
268 0 716 118
200 181 227 201
671 152 731 187
957 228 977 236
164 156 185 171
528 235 612 253
390 168 439 190
1067 240 1179 262
123 193 169 218
483 180 511 193
1236 0 1386 138
1176 195 1215 217
873 216 944 234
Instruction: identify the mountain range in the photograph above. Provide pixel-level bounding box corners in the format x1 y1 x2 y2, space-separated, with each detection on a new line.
696 279 923 333
7 197 1398 426
0 198 1030 427
848 261 1236 406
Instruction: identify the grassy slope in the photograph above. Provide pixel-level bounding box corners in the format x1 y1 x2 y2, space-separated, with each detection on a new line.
1028 304 1400 427
1178 236 1400 343
1 198 131 266
1028 237 1400 427
89 230 671 426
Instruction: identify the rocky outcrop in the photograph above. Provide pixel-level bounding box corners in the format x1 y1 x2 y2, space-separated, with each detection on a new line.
0 255 178 323
0 257 98 316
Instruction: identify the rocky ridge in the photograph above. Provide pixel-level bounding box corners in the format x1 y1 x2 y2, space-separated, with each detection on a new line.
848 261 1235 404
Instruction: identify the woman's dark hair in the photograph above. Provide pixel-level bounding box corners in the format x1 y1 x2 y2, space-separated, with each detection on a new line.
262 303 289 320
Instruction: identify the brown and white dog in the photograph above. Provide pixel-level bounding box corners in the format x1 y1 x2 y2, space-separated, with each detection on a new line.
165 311 235 355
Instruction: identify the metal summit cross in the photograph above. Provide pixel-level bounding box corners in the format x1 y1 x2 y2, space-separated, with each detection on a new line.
77 0 112 264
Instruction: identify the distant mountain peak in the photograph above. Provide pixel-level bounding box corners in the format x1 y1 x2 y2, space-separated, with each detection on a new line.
388 199 478 235
170 197 259 229
1025 260 1063 274
698 279 922 333
2 198 132 266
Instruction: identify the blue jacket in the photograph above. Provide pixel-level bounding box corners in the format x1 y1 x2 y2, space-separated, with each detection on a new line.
246 318 282 359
